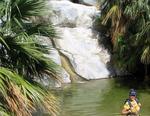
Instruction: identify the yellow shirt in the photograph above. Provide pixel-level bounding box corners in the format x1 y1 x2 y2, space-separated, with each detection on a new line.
123 99 141 113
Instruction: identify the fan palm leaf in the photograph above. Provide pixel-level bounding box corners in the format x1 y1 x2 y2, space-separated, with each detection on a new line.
100 0 150 77
136 21 150 42
0 32 60 80
141 46 150 64
24 23 57 38
101 4 126 45
0 0 61 115
0 0 60 80
102 5 121 25
0 67 59 116
0 104 10 116
135 21 150 65
124 0 149 19
10 0 46 19
1 0 56 39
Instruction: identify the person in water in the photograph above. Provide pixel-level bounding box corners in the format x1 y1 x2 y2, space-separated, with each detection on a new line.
122 89 141 116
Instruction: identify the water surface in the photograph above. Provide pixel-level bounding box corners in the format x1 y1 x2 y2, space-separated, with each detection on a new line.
57 79 150 116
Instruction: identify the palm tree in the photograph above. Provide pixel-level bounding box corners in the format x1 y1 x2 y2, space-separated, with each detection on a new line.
99 0 150 81
0 67 59 116
0 0 60 115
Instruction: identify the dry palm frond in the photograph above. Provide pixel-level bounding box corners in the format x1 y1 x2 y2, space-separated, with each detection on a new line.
43 69 63 83
113 18 127 47
6 82 34 116
141 46 150 64
0 67 59 116
102 5 121 26
43 94 60 116
101 5 125 44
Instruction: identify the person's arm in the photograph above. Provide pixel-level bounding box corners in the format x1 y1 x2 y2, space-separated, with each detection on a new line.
121 102 131 115
121 108 131 115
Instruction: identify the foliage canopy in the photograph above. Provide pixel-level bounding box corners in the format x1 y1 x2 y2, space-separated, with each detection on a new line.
99 0 150 79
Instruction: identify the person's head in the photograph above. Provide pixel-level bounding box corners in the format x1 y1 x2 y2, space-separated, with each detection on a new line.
129 89 137 100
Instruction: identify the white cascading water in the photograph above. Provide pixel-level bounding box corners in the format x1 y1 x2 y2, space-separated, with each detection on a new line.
42 0 110 82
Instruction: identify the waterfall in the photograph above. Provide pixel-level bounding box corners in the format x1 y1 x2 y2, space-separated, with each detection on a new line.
39 0 111 83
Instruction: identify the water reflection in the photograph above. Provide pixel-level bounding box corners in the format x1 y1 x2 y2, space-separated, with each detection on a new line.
58 79 150 116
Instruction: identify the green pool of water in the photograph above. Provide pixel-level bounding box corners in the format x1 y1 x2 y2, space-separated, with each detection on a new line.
57 79 150 116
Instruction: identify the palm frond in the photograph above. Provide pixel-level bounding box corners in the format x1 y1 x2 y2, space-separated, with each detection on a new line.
124 0 149 19
25 23 57 38
1 0 57 41
102 5 121 25
136 21 150 41
0 34 9 49
0 104 10 116
141 46 150 64
11 0 47 19
0 67 59 116
0 1 5 18
10 19 57 38
0 33 60 80
0 0 60 115
134 21 150 50
100 0 150 77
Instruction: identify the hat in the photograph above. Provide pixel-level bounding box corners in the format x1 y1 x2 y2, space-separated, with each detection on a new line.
129 89 137 96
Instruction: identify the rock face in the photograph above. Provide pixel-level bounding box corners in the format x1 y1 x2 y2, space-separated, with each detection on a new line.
48 1 98 27
38 36 71 84
54 27 110 79
79 0 98 6
45 0 111 80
